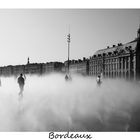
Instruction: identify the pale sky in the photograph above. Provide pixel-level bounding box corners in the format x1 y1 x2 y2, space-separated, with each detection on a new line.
0 9 140 66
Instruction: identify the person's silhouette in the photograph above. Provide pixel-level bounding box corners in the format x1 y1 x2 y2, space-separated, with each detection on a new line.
17 73 25 97
65 74 69 81
96 75 102 86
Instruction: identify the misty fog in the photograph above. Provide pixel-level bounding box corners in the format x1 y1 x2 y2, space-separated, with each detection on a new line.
0 73 140 131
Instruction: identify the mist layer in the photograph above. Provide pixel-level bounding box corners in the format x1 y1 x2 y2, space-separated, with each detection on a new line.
0 74 140 131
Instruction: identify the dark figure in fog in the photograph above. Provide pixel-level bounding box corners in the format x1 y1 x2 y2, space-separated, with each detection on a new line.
65 74 69 81
96 75 102 86
18 73 25 97
65 74 72 81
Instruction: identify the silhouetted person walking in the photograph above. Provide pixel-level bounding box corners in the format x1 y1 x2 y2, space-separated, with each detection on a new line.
65 74 72 81
96 75 102 86
65 74 69 81
17 73 25 97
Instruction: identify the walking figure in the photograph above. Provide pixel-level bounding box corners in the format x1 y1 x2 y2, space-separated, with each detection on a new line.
17 73 25 98
65 74 69 81
96 75 102 86
65 74 72 81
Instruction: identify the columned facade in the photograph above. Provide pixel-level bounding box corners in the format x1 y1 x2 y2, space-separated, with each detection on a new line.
89 36 140 80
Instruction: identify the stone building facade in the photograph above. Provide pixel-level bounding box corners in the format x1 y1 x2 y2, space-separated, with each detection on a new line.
64 57 89 75
89 28 140 80
0 62 64 76
45 62 64 74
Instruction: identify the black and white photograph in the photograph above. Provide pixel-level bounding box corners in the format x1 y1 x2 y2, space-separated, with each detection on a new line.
0 8 140 133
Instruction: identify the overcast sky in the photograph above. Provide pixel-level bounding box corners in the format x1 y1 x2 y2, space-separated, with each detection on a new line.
0 9 140 66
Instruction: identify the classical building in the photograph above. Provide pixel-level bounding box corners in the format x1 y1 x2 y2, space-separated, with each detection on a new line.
45 62 64 73
64 57 89 75
89 28 140 80
0 65 14 76
0 61 64 76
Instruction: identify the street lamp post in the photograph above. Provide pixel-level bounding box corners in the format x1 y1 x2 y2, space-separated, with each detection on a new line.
67 33 70 73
